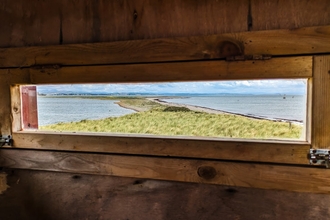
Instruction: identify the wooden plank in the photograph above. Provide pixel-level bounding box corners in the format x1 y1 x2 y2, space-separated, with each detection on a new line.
10 85 22 132
10 132 310 164
0 173 8 195
0 37 243 68
1 0 329 49
60 0 248 44
0 68 30 135
29 57 312 84
0 0 60 48
0 68 31 84
3 170 330 220
0 69 30 135
251 0 330 31
312 56 330 149
0 149 329 193
1 26 329 68
241 26 330 56
0 72 12 135
0 0 248 48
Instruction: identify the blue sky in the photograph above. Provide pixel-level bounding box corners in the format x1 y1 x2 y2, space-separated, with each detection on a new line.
37 79 307 95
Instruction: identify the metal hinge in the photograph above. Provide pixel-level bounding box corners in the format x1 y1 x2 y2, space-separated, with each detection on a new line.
0 135 12 147
226 54 272 61
309 149 330 168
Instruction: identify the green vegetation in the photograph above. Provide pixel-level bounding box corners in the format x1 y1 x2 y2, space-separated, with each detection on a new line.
116 98 163 112
40 98 302 139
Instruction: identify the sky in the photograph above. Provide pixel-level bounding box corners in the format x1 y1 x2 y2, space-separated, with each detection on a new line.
37 79 307 95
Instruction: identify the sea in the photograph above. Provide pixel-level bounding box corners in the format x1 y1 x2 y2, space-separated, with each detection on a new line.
37 95 306 126
37 97 136 126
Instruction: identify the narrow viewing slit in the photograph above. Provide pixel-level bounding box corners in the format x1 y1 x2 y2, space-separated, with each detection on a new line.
21 79 308 141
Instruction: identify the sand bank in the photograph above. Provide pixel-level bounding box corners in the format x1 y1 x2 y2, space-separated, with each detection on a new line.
148 98 303 124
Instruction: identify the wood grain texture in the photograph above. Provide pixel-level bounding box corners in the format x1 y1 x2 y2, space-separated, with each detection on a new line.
11 132 310 164
0 0 248 48
0 68 30 84
242 25 330 56
60 0 248 44
0 69 30 135
0 0 61 48
0 36 243 68
2 170 330 220
251 0 330 31
0 149 330 193
0 71 12 135
29 57 312 84
10 85 22 132
0 173 8 194
0 26 329 68
1 0 329 49
312 56 330 149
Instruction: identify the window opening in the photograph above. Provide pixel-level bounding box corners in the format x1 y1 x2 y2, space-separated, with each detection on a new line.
22 79 308 140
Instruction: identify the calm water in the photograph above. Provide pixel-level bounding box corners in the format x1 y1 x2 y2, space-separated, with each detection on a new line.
38 95 306 126
37 97 135 126
162 95 306 122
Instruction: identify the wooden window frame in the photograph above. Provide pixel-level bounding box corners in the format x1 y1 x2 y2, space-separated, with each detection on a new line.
9 57 312 164
1 25 330 193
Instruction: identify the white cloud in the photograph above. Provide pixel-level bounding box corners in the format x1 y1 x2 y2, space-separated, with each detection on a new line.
37 79 307 95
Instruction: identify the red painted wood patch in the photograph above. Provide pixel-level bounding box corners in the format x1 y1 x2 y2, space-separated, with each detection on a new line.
21 86 38 129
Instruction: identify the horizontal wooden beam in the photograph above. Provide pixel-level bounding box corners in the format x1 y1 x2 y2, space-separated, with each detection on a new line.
28 57 312 84
0 25 329 68
0 149 328 193
10 132 310 165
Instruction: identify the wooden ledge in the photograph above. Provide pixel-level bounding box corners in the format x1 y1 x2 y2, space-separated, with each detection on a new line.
10 131 310 165
0 149 329 194
0 25 329 68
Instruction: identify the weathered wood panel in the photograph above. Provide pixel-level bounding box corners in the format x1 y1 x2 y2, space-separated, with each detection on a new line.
1 0 329 49
60 0 248 44
1 26 329 68
0 0 248 48
11 132 310 164
0 0 61 47
1 169 330 220
251 0 330 31
1 149 330 193
312 56 330 149
0 173 8 195
29 57 312 84
10 85 22 132
0 72 12 135
0 69 30 134
0 36 243 68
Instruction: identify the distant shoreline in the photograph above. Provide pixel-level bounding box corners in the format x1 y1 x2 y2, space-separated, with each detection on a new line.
152 98 303 124
39 94 303 125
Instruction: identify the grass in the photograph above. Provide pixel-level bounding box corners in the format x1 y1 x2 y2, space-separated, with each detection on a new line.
40 97 303 139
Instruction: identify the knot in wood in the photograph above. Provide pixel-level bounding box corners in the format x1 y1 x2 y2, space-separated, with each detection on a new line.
197 166 217 180
218 41 242 57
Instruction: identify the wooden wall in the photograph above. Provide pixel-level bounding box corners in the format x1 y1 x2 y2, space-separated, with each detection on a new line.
1 0 329 47
1 0 330 219
1 169 330 220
